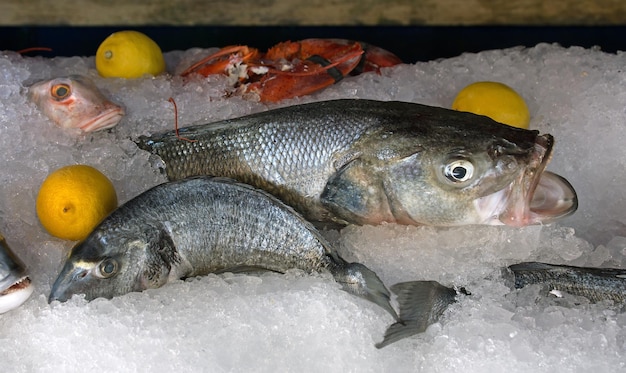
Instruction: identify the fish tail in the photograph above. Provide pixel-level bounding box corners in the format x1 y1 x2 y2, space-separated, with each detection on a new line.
334 262 399 321
376 281 457 349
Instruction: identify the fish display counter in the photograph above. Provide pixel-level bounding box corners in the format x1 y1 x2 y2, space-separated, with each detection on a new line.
0 35 625 371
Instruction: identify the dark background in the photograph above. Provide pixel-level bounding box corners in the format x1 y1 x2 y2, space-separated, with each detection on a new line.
2 26 624 62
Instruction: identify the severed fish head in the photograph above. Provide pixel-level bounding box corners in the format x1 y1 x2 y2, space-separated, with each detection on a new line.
322 106 577 227
27 75 125 132
0 234 33 313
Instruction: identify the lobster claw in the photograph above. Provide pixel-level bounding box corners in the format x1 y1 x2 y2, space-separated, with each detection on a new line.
181 45 260 78
351 41 404 74
180 39 402 102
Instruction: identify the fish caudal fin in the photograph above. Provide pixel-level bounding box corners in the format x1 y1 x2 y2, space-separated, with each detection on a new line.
336 262 399 321
376 281 457 349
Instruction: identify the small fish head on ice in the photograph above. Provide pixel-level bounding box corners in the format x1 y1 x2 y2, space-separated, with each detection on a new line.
27 75 125 132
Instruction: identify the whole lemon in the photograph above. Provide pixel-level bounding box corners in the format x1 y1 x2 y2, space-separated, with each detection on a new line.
96 30 166 78
452 81 530 129
36 165 118 241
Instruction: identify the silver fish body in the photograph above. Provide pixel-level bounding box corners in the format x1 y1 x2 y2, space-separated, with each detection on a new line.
28 75 125 132
0 233 33 313
508 262 626 304
49 176 458 348
136 99 577 228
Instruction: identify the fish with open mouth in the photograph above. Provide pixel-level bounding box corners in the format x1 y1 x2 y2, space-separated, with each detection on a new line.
27 75 125 132
508 262 626 304
135 99 577 228
0 232 33 314
48 176 460 348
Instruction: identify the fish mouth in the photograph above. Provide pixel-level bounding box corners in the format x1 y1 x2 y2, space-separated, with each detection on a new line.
0 276 33 313
48 262 87 303
477 134 578 227
1 276 32 296
78 105 125 132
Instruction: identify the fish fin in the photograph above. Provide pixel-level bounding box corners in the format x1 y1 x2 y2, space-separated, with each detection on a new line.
376 281 457 349
335 262 398 320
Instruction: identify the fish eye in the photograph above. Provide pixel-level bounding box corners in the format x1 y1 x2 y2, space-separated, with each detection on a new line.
95 258 119 279
51 83 71 100
444 159 474 183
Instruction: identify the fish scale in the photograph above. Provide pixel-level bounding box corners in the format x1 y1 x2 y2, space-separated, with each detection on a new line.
140 102 371 223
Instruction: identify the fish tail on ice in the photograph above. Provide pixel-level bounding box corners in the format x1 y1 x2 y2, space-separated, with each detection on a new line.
334 262 399 321
376 281 458 349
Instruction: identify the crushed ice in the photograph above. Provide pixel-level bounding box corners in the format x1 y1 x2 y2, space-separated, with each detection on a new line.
0 44 625 372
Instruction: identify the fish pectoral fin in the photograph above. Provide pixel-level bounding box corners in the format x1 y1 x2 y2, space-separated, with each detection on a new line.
321 159 392 225
376 281 458 349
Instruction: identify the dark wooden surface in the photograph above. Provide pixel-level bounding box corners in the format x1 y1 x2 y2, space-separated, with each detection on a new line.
2 0 626 26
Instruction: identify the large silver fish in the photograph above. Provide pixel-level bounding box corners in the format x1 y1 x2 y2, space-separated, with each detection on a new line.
28 75 124 132
48 176 459 348
0 233 33 314
508 262 626 304
135 99 577 228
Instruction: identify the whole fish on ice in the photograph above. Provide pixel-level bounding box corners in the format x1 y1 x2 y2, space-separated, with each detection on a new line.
136 99 577 228
27 75 124 132
508 262 626 304
0 233 33 313
49 176 459 348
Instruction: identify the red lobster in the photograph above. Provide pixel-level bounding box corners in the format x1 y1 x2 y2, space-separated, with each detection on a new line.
180 39 402 102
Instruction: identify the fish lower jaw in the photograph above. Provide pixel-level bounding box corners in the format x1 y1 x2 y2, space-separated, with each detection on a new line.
0 277 33 314
475 191 551 227
474 170 578 227
474 189 510 225
77 108 124 132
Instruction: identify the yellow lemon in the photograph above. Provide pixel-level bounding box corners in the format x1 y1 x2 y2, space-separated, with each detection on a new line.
452 81 530 129
96 30 166 78
36 165 118 241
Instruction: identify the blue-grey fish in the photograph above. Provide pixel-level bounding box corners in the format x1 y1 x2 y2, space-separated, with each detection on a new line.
28 75 124 132
0 233 33 313
135 99 577 228
508 262 626 304
48 176 458 348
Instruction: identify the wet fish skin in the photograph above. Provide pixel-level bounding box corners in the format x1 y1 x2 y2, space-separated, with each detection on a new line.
0 233 33 313
27 75 125 132
508 262 626 304
48 176 458 347
136 99 577 228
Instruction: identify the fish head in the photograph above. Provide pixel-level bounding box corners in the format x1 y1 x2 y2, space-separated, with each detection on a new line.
0 234 33 313
49 223 179 303
326 108 577 227
381 112 577 226
27 75 125 132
